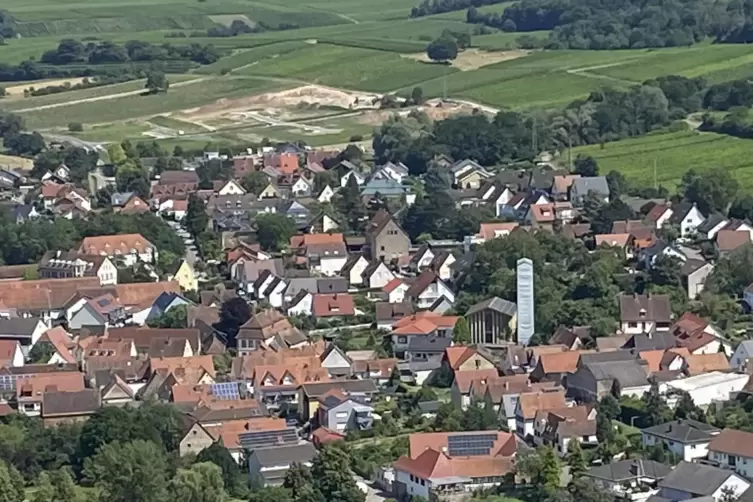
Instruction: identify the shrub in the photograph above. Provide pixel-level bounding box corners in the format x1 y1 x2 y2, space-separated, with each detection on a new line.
68 122 84 132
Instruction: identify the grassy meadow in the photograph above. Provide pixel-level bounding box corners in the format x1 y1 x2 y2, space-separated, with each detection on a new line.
573 129 753 190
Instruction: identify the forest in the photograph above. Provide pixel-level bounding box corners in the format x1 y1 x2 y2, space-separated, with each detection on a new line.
465 0 753 49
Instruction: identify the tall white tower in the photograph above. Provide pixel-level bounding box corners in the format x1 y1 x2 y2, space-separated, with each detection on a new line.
516 258 534 346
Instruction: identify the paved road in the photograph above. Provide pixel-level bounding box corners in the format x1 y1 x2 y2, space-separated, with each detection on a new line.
355 475 389 502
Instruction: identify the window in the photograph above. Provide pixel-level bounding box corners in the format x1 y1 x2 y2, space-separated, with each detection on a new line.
628 322 637 328
398 336 407 344
420 480 425 486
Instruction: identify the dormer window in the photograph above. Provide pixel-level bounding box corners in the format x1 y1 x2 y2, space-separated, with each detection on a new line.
639 308 647 318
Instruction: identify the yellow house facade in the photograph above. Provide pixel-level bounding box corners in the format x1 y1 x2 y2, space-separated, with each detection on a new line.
169 260 198 292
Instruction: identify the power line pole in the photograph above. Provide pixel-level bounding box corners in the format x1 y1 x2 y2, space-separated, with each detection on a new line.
654 159 657 189
531 116 537 161
568 135 572 172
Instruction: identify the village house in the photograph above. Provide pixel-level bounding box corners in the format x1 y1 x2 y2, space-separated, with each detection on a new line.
657 461 749 501
641 419 721 462
38 251 118 286
78 233 157 266
392 430 516 500
514 388 567 438
532 404 597 455
619 293 672 335
707 428 753 480
585 459 671 501
405 270 455 309
365 209 411 262
236 309 306 355
391 312 458 359
289 233 348 277
315 388 375 432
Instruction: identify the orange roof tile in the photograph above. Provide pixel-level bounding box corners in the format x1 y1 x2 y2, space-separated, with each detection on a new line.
79 233 154 256
478 223 519 240
445 347 476 370
453 369 500 394
683 353 730 375
638 350 665 373
537 352 580 375
517 389 567 419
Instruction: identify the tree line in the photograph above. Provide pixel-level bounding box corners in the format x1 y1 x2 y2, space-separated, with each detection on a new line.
465 0 753 49
374 73 753 178
41 39 221 66
0 405 256 502
410 0 506 18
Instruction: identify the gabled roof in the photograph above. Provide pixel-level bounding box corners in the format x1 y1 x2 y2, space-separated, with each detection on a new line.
79 233 154 256
42 389 101 416
516 389 567 419
537 351 580 374
683 353 730 375
642 419 719 444
312 294 355 317
708 428 753 458
659 461 739 496
445 346 480 370
466 297 516 317
619 293 671 323
716 229 751 252
453 369 500 394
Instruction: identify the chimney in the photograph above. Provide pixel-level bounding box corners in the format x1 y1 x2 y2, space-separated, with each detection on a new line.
504 381 509 390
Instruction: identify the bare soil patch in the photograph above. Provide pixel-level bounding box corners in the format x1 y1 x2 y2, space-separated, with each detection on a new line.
0 154 33 171
177 85 382 121
208 14 255 27
403 48 530 71
5 77 88 97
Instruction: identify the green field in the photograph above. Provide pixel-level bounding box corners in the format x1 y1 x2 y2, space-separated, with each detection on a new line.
588 44 753 84
20 76 290 128
573 129 753 190
2 74 198 111
238 43 457 92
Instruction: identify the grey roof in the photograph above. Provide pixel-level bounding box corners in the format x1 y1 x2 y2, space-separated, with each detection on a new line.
641 419 720 444
398 360 442 372
587 459 671 483
571 176 610 198
0 318 42 337
251 443 317 467
619 294 672 323
659 461 739 496
406 335 452 353
301 379 378 398
42 389 101 416
452 159 483 174
669 202 699 224
110 192 134 206
623 332 676 351
417 400 441 413
284 278 318 298
530 166 567 191
579 350 635 366
466 297 517 317
584 360 649 388
697 213 728 234
317 277 348 294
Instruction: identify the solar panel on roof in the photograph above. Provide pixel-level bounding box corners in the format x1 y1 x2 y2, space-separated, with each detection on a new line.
447 433 498 457
210 382 243 400
239 427 297 450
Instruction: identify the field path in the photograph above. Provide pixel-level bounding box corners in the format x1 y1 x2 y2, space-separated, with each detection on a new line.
566 60 640 85
14 77 209 113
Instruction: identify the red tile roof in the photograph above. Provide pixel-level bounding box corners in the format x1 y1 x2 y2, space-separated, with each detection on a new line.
79 233 154 256
312 294 355 317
